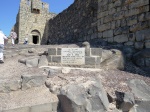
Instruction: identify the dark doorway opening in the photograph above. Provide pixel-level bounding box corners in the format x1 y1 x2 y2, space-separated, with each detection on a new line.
33 36 39 44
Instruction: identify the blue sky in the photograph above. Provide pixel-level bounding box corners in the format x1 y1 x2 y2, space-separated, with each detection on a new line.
0 0 74 36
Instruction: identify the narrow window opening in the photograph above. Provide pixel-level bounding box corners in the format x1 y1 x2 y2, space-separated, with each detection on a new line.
42 3 44 9
32 9 40 14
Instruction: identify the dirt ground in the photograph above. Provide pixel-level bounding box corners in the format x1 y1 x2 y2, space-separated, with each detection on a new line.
0 44 150 96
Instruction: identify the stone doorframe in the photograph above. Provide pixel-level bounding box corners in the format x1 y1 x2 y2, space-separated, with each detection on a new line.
30 30 41 44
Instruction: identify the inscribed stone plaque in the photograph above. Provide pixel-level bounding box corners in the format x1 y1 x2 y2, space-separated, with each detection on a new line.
61 48 85 65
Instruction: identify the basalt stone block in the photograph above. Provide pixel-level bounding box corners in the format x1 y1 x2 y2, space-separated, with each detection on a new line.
129 0 149 9
132 49 150 67
125 9 139 17
114 27 122 35
85 48 90 56
128 79 150 101
91 48 102 56
95 57 101 68
38 55 48 67
121 19 127 27
138 13 145 22
47 55 51 62
21 74 47 90
103 30 113 38
134 42 144 50
145 41 150 48
136 29 150 41
52 56 61 63
113 11 124 20
26 57 40 67
145 58 150 67
145 12 150 20
130 21 148 32
107 37 114 43
98 11 108 18
127 15 138 26
98 23 111 32
114 34 128 43
85 56 95 65
128 33 135 41
104 15 113 23
48 48 56 55
115 20 121 28
57 48 61 55
124 41 134 46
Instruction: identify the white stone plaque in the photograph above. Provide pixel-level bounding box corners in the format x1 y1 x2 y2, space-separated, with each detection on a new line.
61 48 85 65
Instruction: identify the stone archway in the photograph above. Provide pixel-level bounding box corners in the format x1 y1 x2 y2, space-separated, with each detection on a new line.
31 30 41 44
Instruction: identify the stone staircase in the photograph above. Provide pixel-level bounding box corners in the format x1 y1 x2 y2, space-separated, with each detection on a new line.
0 70 58 112
0 45 58 112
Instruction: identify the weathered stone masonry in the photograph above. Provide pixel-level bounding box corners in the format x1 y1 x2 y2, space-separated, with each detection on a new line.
42 0 98 44
45 0 150 50
97 0 150 50
14 0 56 44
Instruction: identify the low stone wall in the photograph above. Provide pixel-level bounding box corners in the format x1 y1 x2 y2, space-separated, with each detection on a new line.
47 47 124 70
47 48 101 68
98 0 150 50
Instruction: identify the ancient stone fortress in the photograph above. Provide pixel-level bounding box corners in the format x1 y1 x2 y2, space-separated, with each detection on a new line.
14 0 56 44
2 0 149 111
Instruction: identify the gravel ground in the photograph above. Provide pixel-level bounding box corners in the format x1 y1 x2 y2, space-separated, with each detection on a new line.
0 44 150 110
1 44 150 91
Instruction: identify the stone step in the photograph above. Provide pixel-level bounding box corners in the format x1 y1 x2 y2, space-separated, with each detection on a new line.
0 70 48 93
0 86 58 112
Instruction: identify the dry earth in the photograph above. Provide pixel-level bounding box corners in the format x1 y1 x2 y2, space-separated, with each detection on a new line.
0 44 150 108
1 44 150 93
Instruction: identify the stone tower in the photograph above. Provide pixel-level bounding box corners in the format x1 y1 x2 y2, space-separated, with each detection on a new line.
14 0 55 44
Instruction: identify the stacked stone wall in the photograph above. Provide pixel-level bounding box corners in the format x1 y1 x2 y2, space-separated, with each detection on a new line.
14 0 56 44
98 0 150 49
46 0 98 44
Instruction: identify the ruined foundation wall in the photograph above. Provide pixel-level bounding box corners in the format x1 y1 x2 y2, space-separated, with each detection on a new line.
97 0 150 49
45 0 98 44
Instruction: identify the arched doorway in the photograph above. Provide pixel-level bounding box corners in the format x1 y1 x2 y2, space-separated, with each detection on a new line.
31 30 41 44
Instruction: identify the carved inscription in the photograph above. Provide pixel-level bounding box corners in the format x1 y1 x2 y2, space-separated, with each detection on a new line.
61 48 85 65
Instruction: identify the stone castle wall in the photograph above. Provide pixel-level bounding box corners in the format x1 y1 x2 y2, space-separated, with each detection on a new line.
14 0 56 44
44 0 98 44
45 0 150 50
97 0 150 50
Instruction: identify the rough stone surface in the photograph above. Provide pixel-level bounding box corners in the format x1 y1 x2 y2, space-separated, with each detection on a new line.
133 49 150 69
1 45 150 112
127 79 150 101
26 57 39 67
38 55 48 67
13 0 56 44
21 72 47 90
46 75 109 112
100 49 125 70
